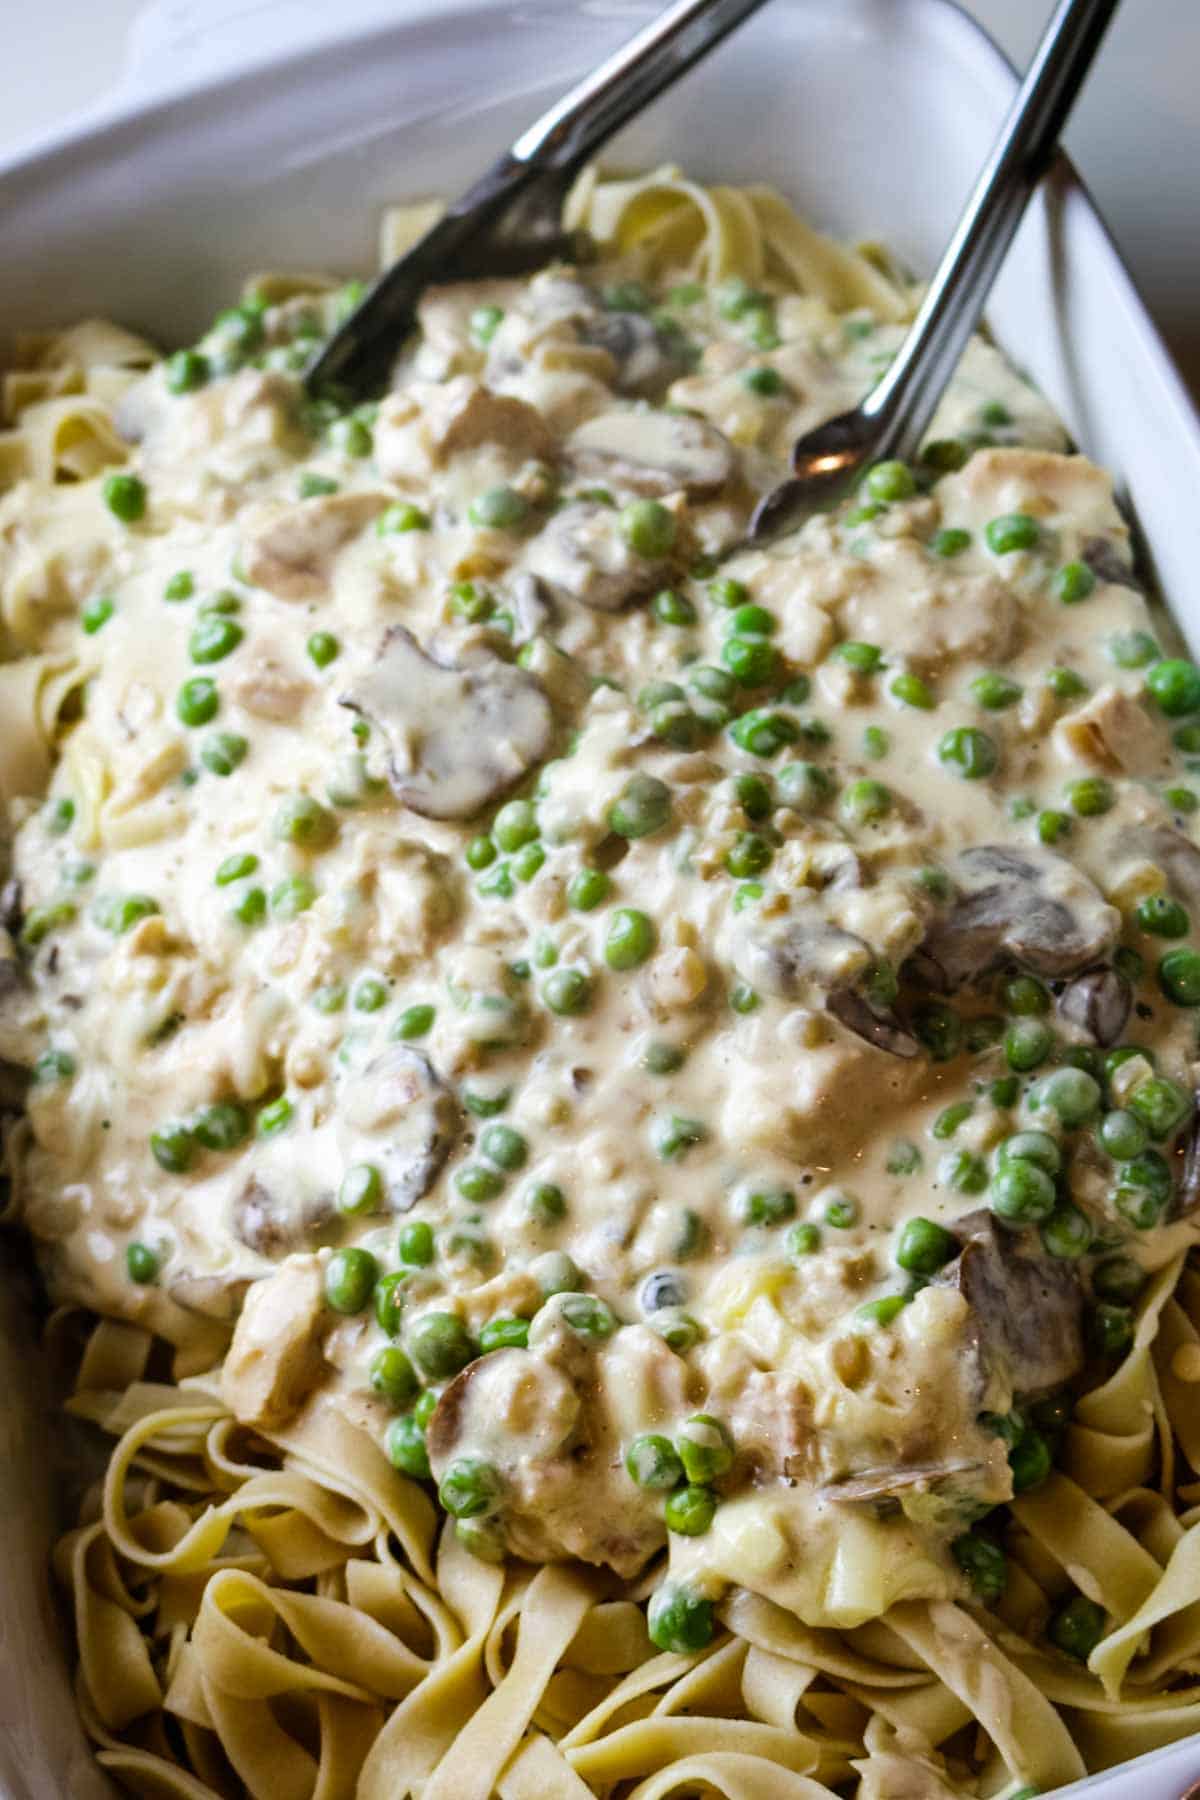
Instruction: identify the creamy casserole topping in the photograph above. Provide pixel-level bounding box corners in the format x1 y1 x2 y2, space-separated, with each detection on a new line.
3 171 1200 1798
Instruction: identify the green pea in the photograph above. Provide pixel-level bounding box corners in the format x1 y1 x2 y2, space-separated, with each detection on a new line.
677 1414 734 1484
370 1346 419 1409
567 867 610 912
1005 1018 1053 1071
952 1531 1007 1604
732 882 764 912
271 875 318 918
177 676 219 726
1106 630 1159 670
604 907 657 971
524 1182 566 1227
940 1149 987 1194
1038 1203 1093 1260
477 1123 525 1173
912 1002 963 1063
438 1457 501 1520
890 671 936 709
1049 1594 1106 1661
721 634 780 687
1098 1109 1147 1160
653 587 695 626
398 1221 435 1268
662 1483 715 1536
624 1432 683 1490
1092 1254 1146 1304
200 732 248 777
1158 947 1200 1005
929 527 972 558
990 1159 1056 1224
1147 658 1200 718
126 1242 159 1284
91 892 160 935
854 1294 909 1328
729 604 777 638
297 472 338 498
990 1075 1020 1108
1000 1129 1062 1175
896 1216 958 1274
722 832 771 879
559 1293 617 1339
654 1114 708 1161
647 1580 715 1653
932 1101 973 1139
454 1163 504 1203
325 1247 378 1314
1137 893 1189 938
312 984 346 1014
971 672 1022 710
469 486 528 530
833 639 883 674
730 773 772 821
609 774 671 839
378 501 430 534
328 416 372 458
1127 1075 1192 1140
408 1311 474 1379
1115 1149 1172 1228
1009 1427 1053 1492
1165 785 1199 814
388 1004 433 1043
189 615 243 664
774 763 832 812
165 348 210 393
306 630 340 669
823 1193 859 1229
985 512 1039 554
1046 666 1089 699
274 793 337 850
79 591 115 635
886 1140 922 1175
733 1184 795 1227
1089 1301 1135 1357
1066 776 1114 817
729 981 759 1015
777 1222 819 1264
149 1120 194 1172
257 1095 294 1136
532 1250 582 1298
865 460 916 502
385 1413 430 1479
1037 808 1071 845
189 1101 248 1152
740 365 786 397
338 1163 383 1216
1052 560 1097 604
620 499 676 559
541 967 593 1016
1001 975 1048 1016
468 302 505 346
1115 946 1145 984
102 472 147 523
643 1040 685 1075
461 1084 511 1119
163 570 195 602
728 708 798 757
511 843 545 882
1028 1066 1101 1127
939 726 998 780
840 778 892 826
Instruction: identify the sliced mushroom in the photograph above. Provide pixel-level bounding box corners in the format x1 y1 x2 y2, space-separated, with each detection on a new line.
525 500 670 613
1174 1101 1200 1218
1082 535 1141 592
913 845 1119 992
340 627 553 819
577 310 687 396
503 571 558 642
1134 826 1200 913
1058 965 1132 1046
826 988 919 1058
222 1257 329 1431
823 1460 985 1513
241 491 387 600
232 1178 335 1259
169 1271 255 1323
941 1213 1084 1396
567 410 734 498
341 1045 459 1212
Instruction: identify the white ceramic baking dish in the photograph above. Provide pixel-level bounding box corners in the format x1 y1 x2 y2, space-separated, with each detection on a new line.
2 2 1199 1795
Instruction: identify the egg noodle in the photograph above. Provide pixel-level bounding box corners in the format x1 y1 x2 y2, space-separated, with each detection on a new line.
2 167 1200 1799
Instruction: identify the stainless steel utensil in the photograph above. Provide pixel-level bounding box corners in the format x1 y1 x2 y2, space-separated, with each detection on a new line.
749 0 1120 542
305 0 769 399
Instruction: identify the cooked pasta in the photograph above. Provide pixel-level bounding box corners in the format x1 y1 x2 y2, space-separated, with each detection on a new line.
2 166 1200 1800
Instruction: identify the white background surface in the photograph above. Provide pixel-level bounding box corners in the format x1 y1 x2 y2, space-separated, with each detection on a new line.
3 0 1198 397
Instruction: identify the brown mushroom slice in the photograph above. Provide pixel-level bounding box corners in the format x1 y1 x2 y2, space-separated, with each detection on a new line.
826 987 919 1059
340 627 553 819
1134 826 1200 913
340 1045 460 1212
1082 535 1141 592
1058 965 1132 1046
577 310 688 396
567 410 734 498
222 1258 330 1431
1174 1102 1200 1218
525 501 669 613
941 1214 1084 1396
823 1461 985 1513
232 1177 335 1259
241 491 387 600
914 845 1119 992
734 909 872 1000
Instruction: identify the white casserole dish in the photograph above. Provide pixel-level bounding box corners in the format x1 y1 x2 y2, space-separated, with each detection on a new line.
2 2 1199 1794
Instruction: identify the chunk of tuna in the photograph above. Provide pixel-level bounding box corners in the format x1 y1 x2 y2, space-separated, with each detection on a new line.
222 1257 329 1429
241 491 386 599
